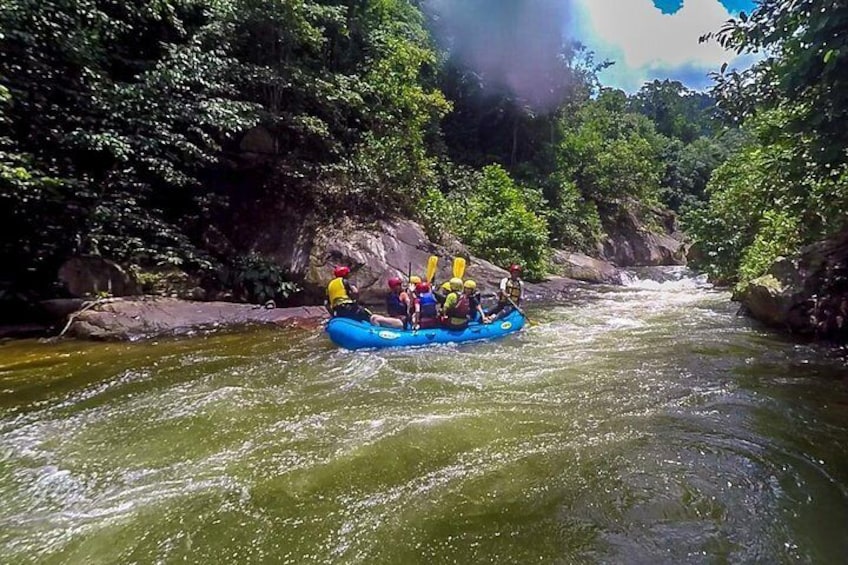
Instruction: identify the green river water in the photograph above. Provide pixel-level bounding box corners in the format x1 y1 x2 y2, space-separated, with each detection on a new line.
2 269 848 564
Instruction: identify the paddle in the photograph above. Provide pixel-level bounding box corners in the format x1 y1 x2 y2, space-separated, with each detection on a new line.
426 255 438 284
506 297 536 326
452 257 466 279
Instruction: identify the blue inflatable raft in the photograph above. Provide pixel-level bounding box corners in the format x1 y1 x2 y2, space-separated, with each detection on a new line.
325 309 526 350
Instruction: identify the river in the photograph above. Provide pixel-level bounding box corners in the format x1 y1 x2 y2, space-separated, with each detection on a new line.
2 268 848 564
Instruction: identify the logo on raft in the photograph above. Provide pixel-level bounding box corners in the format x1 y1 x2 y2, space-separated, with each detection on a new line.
378 331 400 340
500 321 512 330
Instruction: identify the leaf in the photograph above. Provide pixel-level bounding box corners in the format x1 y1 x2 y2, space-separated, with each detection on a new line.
824 49 838 64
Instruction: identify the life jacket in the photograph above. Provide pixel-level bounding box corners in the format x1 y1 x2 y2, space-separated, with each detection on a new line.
418 291 438 319
327 277 352 308
502 277 523 303
468 291 482 311
386 291 407 317
445 291 470 325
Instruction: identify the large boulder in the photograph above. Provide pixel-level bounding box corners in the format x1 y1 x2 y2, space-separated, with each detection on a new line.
551 250 621 285
733 272 807 331
601 206 687 267
67 298 328 340
734 228 848 341
58 256 139 298
237 212 576 305
303 219 510 305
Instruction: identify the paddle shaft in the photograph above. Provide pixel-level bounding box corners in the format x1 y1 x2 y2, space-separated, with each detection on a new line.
506 297 531 324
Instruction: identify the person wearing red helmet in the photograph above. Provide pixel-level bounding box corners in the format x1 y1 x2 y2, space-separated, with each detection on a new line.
411 281 439 330
326 265 375 323
384 276 410 328
485 263 525 320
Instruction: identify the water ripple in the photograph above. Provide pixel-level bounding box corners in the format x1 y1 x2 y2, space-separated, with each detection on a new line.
2 276 848 562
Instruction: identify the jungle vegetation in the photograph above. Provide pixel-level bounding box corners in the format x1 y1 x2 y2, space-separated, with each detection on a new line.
1 0 843 304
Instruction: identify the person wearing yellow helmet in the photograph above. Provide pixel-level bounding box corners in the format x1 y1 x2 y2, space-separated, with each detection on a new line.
434 279 452 306
441 277 470 328
405 275 422 318
462 279 489 323
407 275 422 293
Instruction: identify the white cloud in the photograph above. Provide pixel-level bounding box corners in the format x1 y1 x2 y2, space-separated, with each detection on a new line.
570 0 749 91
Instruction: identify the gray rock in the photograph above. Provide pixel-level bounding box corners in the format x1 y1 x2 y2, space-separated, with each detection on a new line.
551 250 621 285
601 206 687 267
40 298 86 319
247 216 576 306
67 297 328 340
58 256 140 298
733 273 799 329
734 228 848 341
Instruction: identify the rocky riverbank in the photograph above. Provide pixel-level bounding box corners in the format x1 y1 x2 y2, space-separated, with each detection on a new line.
3 217 688 341
58 271 585 340
734 227 848 343
63 298 330 340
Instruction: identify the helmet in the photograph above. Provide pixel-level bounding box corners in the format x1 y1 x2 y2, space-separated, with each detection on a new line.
410 275 422 284
463 279 476 290
334 266 350 278
449 277 463 291
415 281 431 293
509 264 522 273
388 276 403 289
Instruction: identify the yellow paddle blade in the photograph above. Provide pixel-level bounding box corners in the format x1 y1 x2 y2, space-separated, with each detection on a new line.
426 255 438 283
452 257 466 279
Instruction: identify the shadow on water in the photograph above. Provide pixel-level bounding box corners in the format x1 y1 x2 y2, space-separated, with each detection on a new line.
1 270 848 563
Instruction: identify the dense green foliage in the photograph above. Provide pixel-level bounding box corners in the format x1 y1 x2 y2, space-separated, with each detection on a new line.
2 0 762 311
689 0 848 284
421 165 549 279
629 80 715 143
226 253 300 304
552 89 664 248
0 0 446 304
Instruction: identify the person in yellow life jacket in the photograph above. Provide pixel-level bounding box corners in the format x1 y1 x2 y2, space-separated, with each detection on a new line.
462 279 489 323
326 265 375 323
441 277 471 329
486 263 525 320
326 267 409 328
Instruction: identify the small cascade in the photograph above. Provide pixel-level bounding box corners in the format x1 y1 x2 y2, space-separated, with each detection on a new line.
619 265 712 291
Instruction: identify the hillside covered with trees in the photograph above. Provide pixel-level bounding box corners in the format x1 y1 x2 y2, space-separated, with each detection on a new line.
1 0 845 327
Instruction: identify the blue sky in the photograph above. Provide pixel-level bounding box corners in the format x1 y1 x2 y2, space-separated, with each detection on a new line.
569 0 757 92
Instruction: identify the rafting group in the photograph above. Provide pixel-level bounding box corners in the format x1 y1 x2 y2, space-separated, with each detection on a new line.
325 257 525 332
